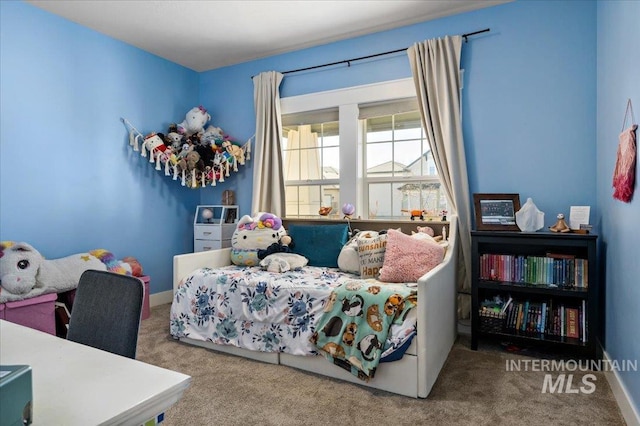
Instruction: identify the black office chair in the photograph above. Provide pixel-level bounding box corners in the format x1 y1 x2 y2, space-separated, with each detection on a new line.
66 269 144 359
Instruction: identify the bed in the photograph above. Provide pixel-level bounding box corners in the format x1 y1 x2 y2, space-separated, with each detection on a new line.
171 217 458 398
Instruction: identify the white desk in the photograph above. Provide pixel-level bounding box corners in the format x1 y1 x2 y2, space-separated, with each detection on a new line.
0 320 191 425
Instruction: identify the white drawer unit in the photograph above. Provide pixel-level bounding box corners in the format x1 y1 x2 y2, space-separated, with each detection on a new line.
193 205 238 252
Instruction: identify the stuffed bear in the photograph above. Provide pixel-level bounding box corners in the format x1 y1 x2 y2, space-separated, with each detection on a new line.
177 150 203 173
177 106 211 136
165 132 183 151
230 213 287 266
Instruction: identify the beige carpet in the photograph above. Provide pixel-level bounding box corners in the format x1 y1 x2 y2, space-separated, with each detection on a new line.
137 304 626 426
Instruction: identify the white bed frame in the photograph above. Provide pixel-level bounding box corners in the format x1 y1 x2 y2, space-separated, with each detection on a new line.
172 217 458 398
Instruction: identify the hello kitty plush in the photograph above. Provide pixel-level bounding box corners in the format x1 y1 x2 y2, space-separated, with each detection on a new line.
230 213 287 266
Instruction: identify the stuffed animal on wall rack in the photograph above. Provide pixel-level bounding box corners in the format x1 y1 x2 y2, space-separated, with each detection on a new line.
177 106 211 136
222 140 245 165
0 241 140 303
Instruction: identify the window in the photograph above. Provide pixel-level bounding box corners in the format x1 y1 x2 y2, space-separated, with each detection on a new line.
280 78 447 219
282 109 340 216
363 109 447 219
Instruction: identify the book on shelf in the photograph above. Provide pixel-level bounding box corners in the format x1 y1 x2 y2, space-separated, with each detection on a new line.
479 252 589 288
488 295 587 342
582 299 587 343
566 307 580 338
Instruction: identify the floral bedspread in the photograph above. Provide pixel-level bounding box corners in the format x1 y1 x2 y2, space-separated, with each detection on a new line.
170 265 359 355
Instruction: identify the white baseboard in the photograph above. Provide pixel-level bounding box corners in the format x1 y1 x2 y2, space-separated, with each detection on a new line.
149 290 173 307
603 349 640 426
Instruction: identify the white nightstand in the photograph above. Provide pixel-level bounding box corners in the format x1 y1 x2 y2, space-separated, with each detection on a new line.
193 205 238 252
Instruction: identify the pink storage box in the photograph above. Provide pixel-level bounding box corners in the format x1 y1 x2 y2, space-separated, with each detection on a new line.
139 275 151 320
0 292 57 335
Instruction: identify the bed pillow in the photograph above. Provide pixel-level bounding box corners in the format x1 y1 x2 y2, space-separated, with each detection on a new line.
337 234 360 274
357 231 387 278
378 229 445 283
287 224 349 267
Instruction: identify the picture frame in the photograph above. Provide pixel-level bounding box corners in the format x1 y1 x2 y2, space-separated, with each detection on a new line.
224 207 237 224
473 193 521 231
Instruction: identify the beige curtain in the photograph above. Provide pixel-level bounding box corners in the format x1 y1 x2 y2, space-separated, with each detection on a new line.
252 71 285 217
407 36 473 320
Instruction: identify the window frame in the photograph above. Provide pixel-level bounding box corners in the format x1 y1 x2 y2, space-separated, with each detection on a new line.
280 78 426 219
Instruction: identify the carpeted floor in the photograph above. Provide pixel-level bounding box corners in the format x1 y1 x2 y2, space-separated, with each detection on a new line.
137 304 626 426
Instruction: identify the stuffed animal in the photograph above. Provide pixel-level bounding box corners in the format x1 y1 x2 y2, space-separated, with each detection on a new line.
222 140 245 165
177 106 211 136
178 150 204 172
165 132 183 150
230 213 287 266
0 241 138 303
257 235 295 260
201 125 224 146
259 253 308 273
144 133 168 157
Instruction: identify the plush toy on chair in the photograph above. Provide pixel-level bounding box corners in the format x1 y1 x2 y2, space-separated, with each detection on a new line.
0 241 138 303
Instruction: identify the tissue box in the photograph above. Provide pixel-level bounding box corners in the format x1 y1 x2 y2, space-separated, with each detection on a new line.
0 293 57 335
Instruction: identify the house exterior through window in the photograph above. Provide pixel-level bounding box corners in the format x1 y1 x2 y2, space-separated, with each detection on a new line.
280 78 447 220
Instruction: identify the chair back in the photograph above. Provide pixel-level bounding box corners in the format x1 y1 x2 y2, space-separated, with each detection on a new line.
67 269 144 358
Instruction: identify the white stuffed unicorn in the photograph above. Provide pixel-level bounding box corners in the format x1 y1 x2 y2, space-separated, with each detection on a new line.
0 241 134 303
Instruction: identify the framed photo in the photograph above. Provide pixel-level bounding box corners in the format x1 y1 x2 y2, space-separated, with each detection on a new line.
224 207 237 224
473 193 521 231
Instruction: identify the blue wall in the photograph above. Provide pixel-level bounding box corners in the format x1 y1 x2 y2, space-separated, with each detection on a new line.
199 0 598 226
0 1 200 295
1 2 638 413
597 0 640 416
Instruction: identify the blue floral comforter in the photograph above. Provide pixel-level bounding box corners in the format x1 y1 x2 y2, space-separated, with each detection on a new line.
170 265 360 355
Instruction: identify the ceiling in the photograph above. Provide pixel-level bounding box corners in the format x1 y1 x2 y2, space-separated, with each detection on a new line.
26 0 508 72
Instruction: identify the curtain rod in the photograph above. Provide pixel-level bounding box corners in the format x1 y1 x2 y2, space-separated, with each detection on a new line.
277 28 490 76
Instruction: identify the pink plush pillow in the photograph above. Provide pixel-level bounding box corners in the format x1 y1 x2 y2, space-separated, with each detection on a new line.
378 229 445 283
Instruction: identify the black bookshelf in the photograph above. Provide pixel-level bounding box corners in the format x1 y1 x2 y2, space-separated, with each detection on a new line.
471 230 601 360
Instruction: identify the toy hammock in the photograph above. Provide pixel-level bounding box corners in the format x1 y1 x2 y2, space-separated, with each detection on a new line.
612 99 637 203
121 117 252 189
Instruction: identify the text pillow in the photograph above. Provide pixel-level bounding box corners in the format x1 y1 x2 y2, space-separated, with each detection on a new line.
357 231 387 278
378 229 444 283
287 224 348 267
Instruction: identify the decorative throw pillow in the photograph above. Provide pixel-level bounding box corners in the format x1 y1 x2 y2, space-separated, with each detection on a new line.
230 213 287 266
357 231 387 278
287 224 349 267
378 229 445 283
337 234 360 274
411 231 449 253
